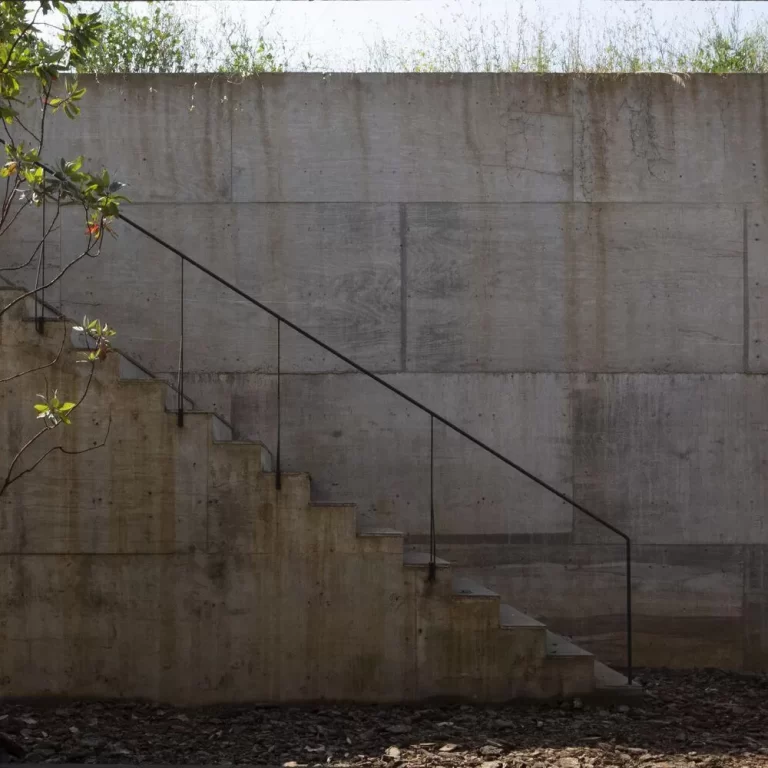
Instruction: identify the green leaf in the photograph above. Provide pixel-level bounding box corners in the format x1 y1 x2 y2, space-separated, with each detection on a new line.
33 403 49 413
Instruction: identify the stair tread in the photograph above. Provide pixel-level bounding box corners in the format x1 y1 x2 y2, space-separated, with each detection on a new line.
212 440 267 446
403 551 450 567
452 576 500 599
545 630 593 658
593 661 641 690
499 603 545 628
358 526 404 537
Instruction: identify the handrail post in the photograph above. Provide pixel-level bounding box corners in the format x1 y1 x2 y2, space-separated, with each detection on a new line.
177 258 184 427
109 207 637 686
35 170 46 335
429 415 436 582
626 537 633 684
275 319 281 491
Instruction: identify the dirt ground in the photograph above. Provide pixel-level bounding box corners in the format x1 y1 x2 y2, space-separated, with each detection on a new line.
0 669 766 766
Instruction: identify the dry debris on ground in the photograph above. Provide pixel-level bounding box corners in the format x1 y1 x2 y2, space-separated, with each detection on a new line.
0 669 766 766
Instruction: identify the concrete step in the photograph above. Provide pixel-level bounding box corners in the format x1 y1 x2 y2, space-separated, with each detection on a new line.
545 630 593 658
403 550 450 568
593 660 644 702
21 293 63 320
499 603 545 629
452 576 501 601
163 409 233 441
116 377 168 412
403 551 452 592
264 471 312 507
357 526 405 554
309 503 358 547
210 437 273 473
536 630 596 698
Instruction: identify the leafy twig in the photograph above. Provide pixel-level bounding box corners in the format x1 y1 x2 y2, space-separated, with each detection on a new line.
0 415 112 498
0 324 67 384
0 227 99 321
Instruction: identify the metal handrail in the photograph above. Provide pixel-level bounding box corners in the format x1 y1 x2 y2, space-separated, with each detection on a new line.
0 136 633 682
116 212 634 684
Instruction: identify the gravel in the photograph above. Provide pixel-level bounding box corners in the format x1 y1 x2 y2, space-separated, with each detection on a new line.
0 669 766 766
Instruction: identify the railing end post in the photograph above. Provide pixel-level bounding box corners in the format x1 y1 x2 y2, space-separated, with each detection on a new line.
626 536 633 686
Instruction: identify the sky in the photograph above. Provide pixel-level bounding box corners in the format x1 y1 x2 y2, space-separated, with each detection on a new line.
204 0 768 69
72 0 768 71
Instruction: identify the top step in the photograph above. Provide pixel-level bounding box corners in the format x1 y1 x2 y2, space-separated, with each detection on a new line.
452 576 500 599
499 603 545 629
545 630 593 657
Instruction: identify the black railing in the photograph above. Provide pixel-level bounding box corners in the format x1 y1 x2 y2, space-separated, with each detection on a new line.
116 211 634 684
0 137 633 682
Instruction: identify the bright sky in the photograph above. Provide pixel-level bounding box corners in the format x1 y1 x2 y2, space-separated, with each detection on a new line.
207 0 768 69
72 0 768 71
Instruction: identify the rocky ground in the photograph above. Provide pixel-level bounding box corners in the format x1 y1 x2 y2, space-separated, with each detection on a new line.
0 670 766 766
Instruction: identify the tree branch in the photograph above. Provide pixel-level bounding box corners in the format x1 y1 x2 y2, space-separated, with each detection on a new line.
0 325 67 384
0 10 41 76
0 422 49 498
0 415 112 498
0 201 61 271
0 196 30 239
0 351 100 498
0 227 99 320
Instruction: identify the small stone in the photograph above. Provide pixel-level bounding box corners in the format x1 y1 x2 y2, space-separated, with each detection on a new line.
385 746 401 760
536 720 544 728
0 733 25 759
481 762 502 768
572 698 583 710
480 745 503 757
559 758 580 768
439 743 459 752
106 744 132 757
283 762 299 767
388 724 411 735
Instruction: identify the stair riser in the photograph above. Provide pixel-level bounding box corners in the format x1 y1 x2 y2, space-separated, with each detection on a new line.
535 656 596 698
1 299 613 703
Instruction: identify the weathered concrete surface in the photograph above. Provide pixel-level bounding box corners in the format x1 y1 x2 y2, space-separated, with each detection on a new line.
747 205 768 372
224 372 573 535
573 75 768 203
22 75 232 204
0 300 605 703
0 310 207 554
5 73 768 672
572 374 768 544
436 541 745 670
406 204 743 372
231 74 573 203
58 204 401 374
0 203 62 312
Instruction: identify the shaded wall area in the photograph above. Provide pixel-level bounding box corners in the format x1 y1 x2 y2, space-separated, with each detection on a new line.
5 73 768 670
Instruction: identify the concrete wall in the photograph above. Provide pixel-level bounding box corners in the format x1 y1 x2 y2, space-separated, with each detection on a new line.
0 299 596 703
4 73 768 671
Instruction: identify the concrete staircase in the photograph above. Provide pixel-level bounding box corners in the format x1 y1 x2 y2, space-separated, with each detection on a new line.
0 288 637 704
